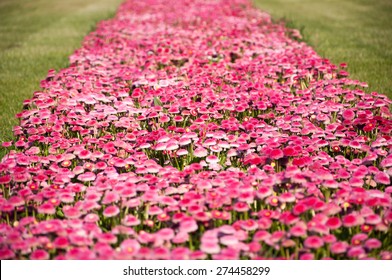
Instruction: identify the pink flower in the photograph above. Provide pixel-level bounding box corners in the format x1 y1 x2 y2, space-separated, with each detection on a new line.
97 233 117 244
179 217 198 232
364 238 381 249
165 142 179 151
120 239 140 256
77 172 96 182
63 206 82 219
325 217 342 230
0 175 11 184
53 236 69 249
304 236 324 249
342 109 355 120
152 247 170 260
177 149 188 156
374 172 390 185
37 203 56 215
200 241 221 255
194 147 208 158
233 202 249 212
299 253 314 260
85 213 100 223
0 248 15 259
342 213 360 227
78 149 92 160
206 155 219 164
220 235 239 246
102 191 119 204
289 224 307 237
103 205 120 218
330 241 349 254
156 228 174 241
173 232 189 244
270 149 284 159
8 196 25 207
240 219 258 231
30 249 49 260
122 215 140 226
256 187 272 199
347 246 366 258
279 192 295 203
293 203 307 215
170 247 190 260
365 214 381 225
283 147 296 157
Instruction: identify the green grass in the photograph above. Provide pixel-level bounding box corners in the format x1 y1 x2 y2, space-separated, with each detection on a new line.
0 0 123 155
253 0 392 97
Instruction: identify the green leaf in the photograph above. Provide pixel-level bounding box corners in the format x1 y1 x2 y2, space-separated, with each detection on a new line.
153 96 163 106
56 209 64 218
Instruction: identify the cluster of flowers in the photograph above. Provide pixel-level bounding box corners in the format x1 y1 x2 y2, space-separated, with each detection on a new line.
0 0 391 260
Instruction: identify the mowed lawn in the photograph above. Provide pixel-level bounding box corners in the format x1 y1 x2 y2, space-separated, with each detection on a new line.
0 0 122 156
254 0 392 97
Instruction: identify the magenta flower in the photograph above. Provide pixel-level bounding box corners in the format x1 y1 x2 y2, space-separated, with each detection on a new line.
8 196 25 207
347 246 366 259
351 233 368 246
293 203 307 215
37 203 56 215
172 232 189 244
63 206 82 219
330 241 349 254
342 213 360 227
194 147 208 158
342 109 355 120
325 217 342 230
177 149 188 156
102 192 119 204
122 215 140 226
364 238 381 249
289 224 307 237
30 249 49 260
97 233 117 244
374 172 390 185
304 236 324 249
0 248 15 259
299 253 315 260
171 247 191 260
240 220 258 231
256 187 272 199
206 155 219 164
77 172 96 182
103 205 120 218
323 234 337 244
84 213 99 223
233 202 250 212
365 214 381 225
156 228 174 241
200 241 221 255
270 149 283 159
179 217 198 233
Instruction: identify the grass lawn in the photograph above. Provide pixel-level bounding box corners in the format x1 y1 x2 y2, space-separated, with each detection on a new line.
254 0 392 98
0 0 123 156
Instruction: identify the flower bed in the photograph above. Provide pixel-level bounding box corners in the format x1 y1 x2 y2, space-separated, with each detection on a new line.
0 0 391 260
